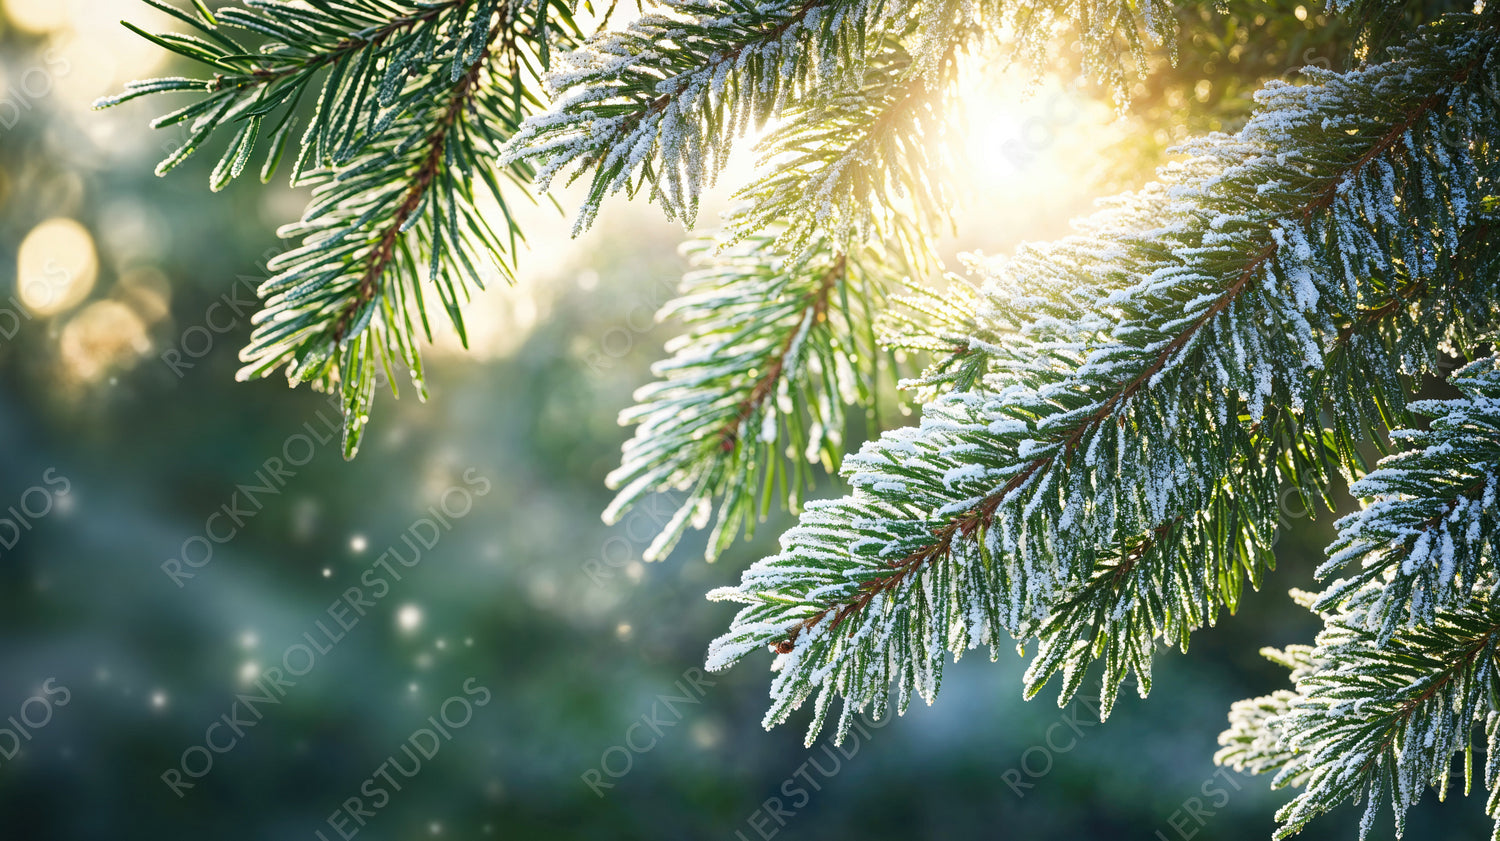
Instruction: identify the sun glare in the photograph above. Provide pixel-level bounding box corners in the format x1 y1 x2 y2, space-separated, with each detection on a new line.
954 67 1113 199
943 63 1128 254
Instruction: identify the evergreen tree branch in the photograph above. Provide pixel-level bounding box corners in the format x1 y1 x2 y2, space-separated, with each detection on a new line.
95 0 528 187
1215 357 1500 839
103 0 580 455
719 32 961 264
605 233 909 561
777 19 1493 647
1314 353 1500 645
1026 235 1500 714
233 2 566 455
1233 580 1500 840
503 0 1183 232
705 12 1500 745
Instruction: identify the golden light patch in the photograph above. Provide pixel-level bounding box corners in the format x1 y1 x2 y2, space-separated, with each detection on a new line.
17 217 96 316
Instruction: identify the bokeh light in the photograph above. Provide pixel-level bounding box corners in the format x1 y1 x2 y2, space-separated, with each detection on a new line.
398 604 423 632
57 299 150 382
1 0 67 34
17 216 97 316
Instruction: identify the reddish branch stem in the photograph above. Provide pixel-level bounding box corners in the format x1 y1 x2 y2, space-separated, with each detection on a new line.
1356 624 1500 781
718 253 846 452
329 21 500 344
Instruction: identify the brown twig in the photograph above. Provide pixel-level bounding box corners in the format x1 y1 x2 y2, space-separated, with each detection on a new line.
328 19 503 345
1354 623 1500 782
718 253 846 452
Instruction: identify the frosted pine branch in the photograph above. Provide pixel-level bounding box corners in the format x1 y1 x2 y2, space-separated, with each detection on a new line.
1316 354 1500 644
96 0 486 187
1258 592 1500 840
706 12 1500 746
720 34 960 265
505 0 1184 232
605 233 909 561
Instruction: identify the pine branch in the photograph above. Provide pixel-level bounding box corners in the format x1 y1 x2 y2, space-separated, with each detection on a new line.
718 32 961 264
102 0 583 455
599 25 978 554
503 0 1183 232
1025 235 1500 714
1026 206 1500 704
705 12 1500 745
96 0 519 187
605 233 908 561
506 0 866 231
1314 354 1500 645
785 17 1492 635
1020 424 1283 714
1244 587 1500 840
235 2 566 455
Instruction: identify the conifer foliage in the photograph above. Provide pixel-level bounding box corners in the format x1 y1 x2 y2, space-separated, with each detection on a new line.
110 0 1500 836
99 0 584 456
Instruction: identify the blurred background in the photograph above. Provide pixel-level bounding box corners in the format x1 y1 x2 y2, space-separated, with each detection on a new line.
0 1 1487 839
